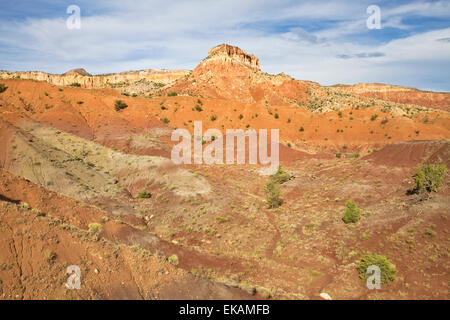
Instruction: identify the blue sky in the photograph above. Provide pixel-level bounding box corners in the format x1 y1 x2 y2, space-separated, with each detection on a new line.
0 0 449 91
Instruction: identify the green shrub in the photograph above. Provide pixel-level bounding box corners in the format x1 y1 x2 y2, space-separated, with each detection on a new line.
412 163 447 193
299 127 304 132
349 152 360 158
210 114 217 121
272 166 290 184
342 200 361 223
137 189 151 199
168 92 178 97
168 254 179 265
274 113 279 119
335 152 342 158
195 105 203 112
370 114 378 121
88 223 102 233
161 117 170 124
0 83 7 93
216 216 231 223
43 249 56 264
264 180 282 208
357 253 397 284
69 82 81 87
114 100 128 111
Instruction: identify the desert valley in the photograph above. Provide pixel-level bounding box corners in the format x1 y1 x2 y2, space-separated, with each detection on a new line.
0 44 449 300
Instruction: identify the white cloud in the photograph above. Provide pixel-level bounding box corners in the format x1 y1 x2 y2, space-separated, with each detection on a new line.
0 0 449 91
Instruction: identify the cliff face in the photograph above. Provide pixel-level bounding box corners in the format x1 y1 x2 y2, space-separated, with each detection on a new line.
0 68 189 92
207 44 260 71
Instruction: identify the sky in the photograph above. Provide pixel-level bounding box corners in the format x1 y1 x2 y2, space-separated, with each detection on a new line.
0 0 449 91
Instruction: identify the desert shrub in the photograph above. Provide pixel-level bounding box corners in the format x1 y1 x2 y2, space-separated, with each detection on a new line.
238 114 243 119
216 216 231 223
342 199 361 223
195 105 203 112
0 83 7 93
272 166 290 184
412 163 447 193
264 180 282 209
161 117 170 124
349 152 360 158
299 127 304 132
274 113 279 119
263 166 291 208
338 111 343 118
43 249 56 264
210 114 217 121
114 99 128 111
335 152 341 158
137 189 151 199
357 253 397 284
168 92 178 97
168 254 179 265
370 114 378 121
69 82 81 87
88 223 102 233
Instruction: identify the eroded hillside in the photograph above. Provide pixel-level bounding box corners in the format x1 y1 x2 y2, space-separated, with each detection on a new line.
0 44 449 300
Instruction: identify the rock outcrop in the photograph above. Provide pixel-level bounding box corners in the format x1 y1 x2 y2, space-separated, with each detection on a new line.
207 44 260 71
0 68 189 92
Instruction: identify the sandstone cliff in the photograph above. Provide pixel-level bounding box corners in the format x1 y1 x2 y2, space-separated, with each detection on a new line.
0 68 189 95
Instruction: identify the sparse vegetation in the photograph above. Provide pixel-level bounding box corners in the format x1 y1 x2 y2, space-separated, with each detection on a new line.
69 82 81 87
357 253 397 284
137 189 151 199
43 249 56 264
264 180 282 209
272 166 290 184
264 167 289 209
88 223 102 233
342 200 361 223
0 83 8 93
168 92 178 97
161 117 170 124
168 254 179 265
114 99 128 111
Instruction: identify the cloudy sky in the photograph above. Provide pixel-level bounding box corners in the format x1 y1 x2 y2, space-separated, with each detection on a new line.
1 0 449 91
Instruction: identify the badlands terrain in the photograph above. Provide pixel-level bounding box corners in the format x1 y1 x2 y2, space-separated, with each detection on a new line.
0 44 449 300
